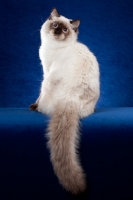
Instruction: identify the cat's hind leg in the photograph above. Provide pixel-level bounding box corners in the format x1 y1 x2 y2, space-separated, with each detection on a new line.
79 101 96 118
29 103 38 111
29 94 41 112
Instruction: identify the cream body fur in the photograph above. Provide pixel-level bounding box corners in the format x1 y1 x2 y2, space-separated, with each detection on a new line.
30 8 100 194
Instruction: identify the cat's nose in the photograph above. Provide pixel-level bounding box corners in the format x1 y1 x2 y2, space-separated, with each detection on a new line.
55 28 61 34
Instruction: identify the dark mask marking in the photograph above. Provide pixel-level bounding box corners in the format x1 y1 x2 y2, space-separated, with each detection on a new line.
50 22 69 36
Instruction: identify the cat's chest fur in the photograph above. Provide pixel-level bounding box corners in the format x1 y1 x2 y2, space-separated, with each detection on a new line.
40 42 80 80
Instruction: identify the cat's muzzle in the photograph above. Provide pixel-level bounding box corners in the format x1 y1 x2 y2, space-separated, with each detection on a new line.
55 28 62 35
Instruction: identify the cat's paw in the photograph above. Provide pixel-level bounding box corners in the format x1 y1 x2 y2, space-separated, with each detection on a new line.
29 103 38 111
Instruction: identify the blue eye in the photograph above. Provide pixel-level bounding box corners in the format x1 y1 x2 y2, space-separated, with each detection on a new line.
53 22 58 28
63 28 68 33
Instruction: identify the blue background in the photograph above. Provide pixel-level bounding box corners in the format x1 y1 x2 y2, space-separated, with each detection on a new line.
0 0 133 108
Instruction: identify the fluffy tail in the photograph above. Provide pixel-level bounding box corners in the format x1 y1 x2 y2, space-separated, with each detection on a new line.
47 102 86 194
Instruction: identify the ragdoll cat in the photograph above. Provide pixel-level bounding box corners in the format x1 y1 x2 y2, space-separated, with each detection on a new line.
30 8 100 194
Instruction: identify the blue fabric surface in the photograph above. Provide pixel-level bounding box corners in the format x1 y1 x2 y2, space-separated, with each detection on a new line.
0 108 133 200
0 0 133 107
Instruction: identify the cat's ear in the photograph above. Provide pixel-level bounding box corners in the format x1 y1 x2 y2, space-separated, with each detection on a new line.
49 8 60 20
70 20 80 28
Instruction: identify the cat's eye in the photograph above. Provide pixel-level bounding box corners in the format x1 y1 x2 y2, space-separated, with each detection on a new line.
62 28 68 33
53 22 58 28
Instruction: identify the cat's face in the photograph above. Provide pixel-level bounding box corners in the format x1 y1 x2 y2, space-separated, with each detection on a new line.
41 8 80 42
49 20 72 41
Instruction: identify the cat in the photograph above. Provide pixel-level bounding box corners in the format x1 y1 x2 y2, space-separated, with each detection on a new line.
30 8 100 194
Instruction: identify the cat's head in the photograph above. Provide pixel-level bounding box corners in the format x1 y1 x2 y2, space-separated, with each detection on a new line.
41 8 80 42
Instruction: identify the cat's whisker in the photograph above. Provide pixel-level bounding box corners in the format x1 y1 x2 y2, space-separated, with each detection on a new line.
31 29 40 36
40 15 44 23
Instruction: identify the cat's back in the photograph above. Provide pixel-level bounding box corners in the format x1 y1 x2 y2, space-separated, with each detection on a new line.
70 41 99 72
73 42 96 61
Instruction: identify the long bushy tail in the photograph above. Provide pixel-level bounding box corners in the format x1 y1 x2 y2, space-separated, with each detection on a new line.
47 102 86 194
